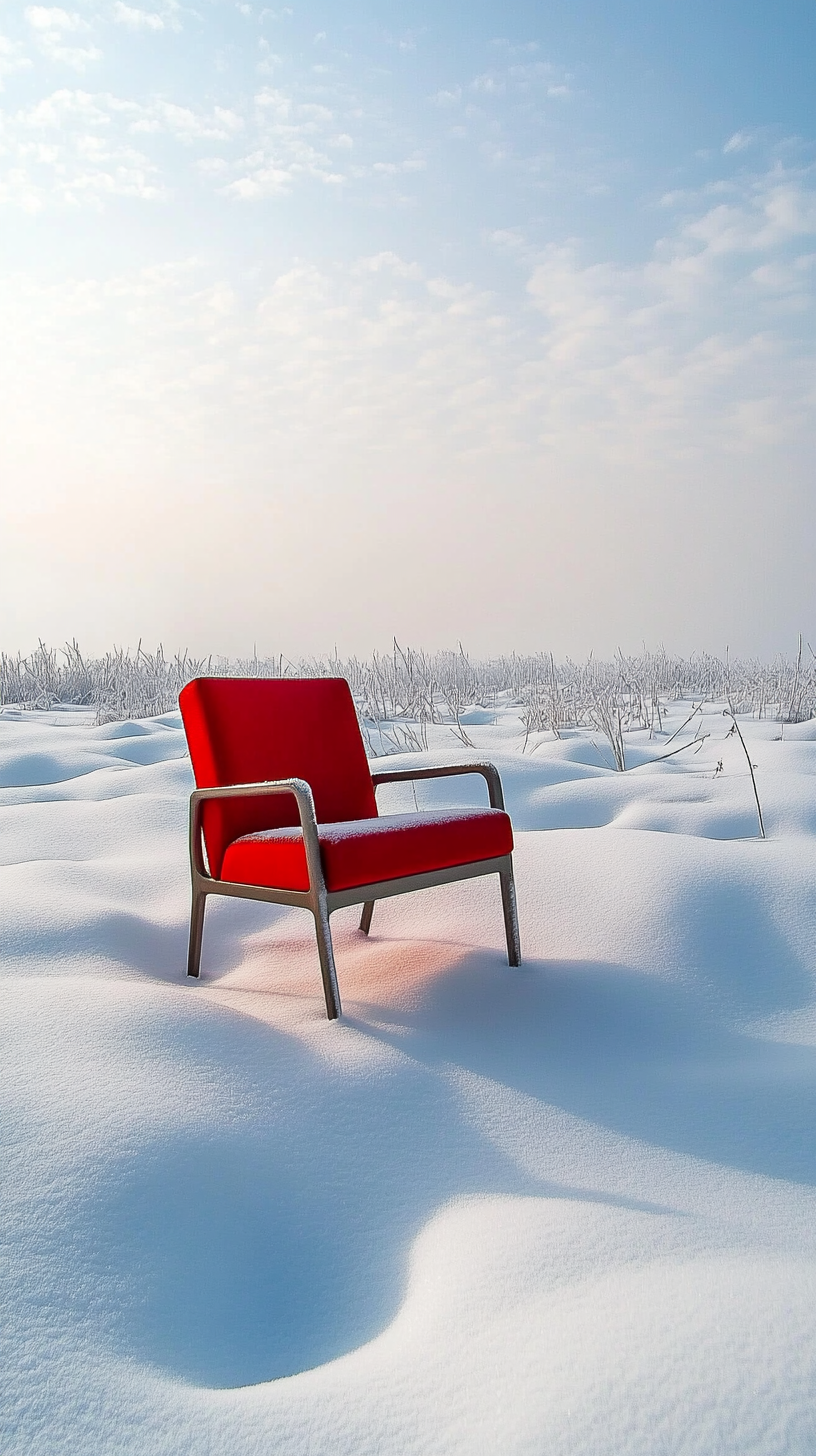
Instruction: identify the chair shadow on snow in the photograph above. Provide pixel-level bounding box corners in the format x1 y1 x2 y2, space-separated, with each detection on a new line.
370 949 816 1186
79 894 287 981
85 895 816 1391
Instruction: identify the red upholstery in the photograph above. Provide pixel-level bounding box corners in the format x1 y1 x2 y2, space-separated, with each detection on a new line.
221 807 514 893
179 677 377 878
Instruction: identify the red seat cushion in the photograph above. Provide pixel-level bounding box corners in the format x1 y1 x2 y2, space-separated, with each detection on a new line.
220 807 513 893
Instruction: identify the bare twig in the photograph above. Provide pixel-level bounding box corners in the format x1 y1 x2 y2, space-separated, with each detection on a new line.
724 709 766 840
635 734 710 768
662 702 702 749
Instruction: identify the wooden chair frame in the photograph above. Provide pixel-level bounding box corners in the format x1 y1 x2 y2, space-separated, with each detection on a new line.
187 762 521 1019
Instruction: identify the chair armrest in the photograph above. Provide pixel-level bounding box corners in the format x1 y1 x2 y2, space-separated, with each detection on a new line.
191 777 316 812
189 778 323 888
370 762 506 812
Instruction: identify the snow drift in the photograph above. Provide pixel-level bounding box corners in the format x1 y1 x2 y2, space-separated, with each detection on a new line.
2 701 816 1454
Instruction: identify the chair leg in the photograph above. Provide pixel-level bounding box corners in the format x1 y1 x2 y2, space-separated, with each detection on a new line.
313 897 342 1020
500 864 521 966
187 886 207 978
360 900 375 935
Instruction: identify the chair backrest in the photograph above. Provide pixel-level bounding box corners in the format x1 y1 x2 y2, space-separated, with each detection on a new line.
179 677 377 877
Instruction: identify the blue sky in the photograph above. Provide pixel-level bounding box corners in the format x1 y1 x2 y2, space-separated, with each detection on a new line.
1 0 815 657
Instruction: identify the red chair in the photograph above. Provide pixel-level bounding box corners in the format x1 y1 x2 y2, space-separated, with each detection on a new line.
179 677 521 1019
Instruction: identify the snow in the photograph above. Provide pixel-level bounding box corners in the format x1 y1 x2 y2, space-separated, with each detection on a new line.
2 700 816 1454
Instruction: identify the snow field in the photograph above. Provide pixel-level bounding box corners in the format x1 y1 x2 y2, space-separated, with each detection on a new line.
2 702 816 1453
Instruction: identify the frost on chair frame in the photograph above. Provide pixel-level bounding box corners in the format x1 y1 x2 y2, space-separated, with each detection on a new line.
179 676 521 1019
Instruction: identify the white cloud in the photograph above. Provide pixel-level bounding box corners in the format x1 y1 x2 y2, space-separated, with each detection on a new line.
355 252 423 279
24 6 102 69
0 34 31 87
253 85 290 117
220 86 362 196
468 58 570 102
0 88 253 206
195 155 229 176
667 177 816 270
521 167 816 458
0 89 164 207
2 162 813 475
297 102 333 121
509 61 564 85
0 14 813 654
130 100 244 142
223 161 290 197
25 7 83 31
724 131 756 154
471 73 505 96
424 54 582 187
112 5 166 31
363 156 425 178
5 22 558 208
2 160 816 654
490 39 540 57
